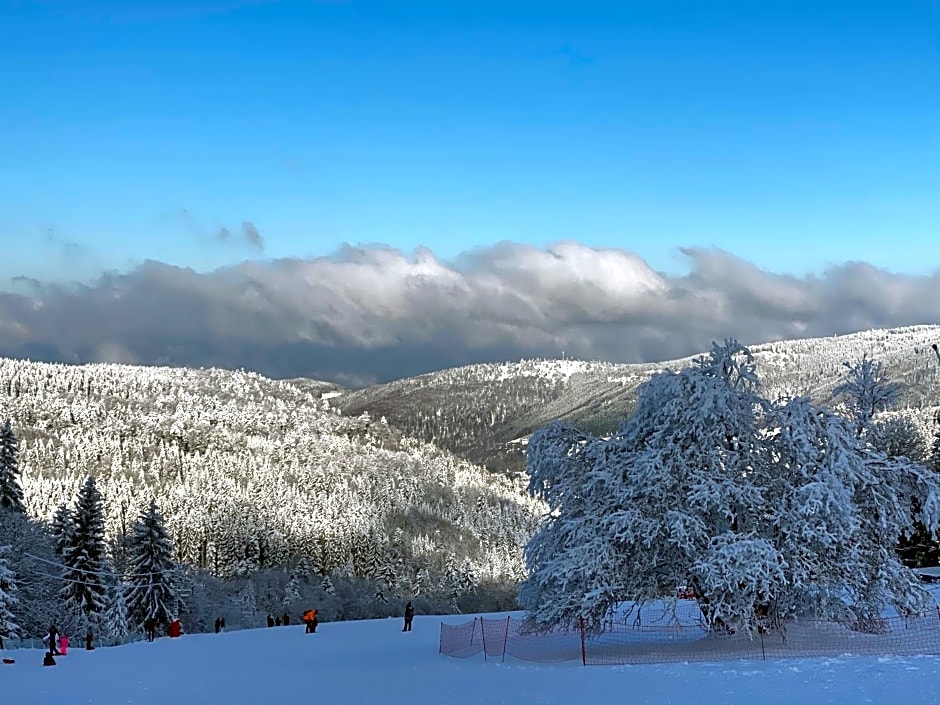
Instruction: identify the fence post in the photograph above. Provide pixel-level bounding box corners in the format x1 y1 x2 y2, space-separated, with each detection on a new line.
579 616 587 666
438 622 443 654
759 626 766 660
481 617 487 661
502 616 510 662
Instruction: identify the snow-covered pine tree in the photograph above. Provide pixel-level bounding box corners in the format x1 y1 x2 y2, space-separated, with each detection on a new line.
60 476 111 629
380 558 398 595
239 582 257 629
282 574 302 607
319 574 335 596
0 419 25 513
519 340 940 636
126 499 179 631
50 503 76 557
0 545 19 647
104 583 130 645
295 556 312 583
869 413 927 462
411 567 430 597
458 558 478 596
363 539 383 580
834 355 901 437
439 552 463 610
442 552 460 593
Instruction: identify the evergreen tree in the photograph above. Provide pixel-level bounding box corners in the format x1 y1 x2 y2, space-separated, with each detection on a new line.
295 556 312 583
442 552 460 594
239 581 257 629
60 476 111 628
412 567 430 597
380 559 398 594
320 574 335 596
0 419 24 513
363 539 383 579
126 499 179 631
833 355 901 437
458 558 478 595
0 545 19 646
869 413 927 462
282 574 302 607
50 503 76 557
104 583 130 645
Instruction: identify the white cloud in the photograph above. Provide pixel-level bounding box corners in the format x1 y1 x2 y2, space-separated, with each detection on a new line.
1 242 938 384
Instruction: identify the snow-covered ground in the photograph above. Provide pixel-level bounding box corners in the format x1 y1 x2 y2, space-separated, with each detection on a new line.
6 610 940 704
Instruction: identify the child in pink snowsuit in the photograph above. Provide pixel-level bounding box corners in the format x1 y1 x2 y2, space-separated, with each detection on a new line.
58 635 69 655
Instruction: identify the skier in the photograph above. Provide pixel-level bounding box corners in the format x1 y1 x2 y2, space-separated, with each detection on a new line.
267 614 275 627
403 601 415 632
58 633 69 655
282 612 289 626
85 629 94 651
214 617 221 634
46 625 60 655
167 619 181 638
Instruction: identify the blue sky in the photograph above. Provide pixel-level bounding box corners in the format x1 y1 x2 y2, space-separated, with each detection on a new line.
1 0 938 285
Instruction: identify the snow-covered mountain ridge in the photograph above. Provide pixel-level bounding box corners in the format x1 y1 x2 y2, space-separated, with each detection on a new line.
333 325 940 473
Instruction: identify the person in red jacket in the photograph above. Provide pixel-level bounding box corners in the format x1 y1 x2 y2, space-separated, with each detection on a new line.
167 619 182 638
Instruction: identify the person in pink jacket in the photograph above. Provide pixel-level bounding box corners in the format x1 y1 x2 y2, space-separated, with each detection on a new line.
58 634 69 655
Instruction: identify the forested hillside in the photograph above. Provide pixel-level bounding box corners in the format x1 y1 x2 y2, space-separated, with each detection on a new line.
0 358 543 638
334 325 940 473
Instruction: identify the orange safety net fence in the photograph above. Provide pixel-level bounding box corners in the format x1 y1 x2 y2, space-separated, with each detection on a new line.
440 604 940 666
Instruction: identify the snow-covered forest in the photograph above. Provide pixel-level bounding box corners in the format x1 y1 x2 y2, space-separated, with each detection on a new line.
0 358 543 644
337 325 940 474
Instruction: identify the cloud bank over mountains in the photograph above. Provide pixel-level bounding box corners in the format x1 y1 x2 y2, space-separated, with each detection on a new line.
1 242 938 387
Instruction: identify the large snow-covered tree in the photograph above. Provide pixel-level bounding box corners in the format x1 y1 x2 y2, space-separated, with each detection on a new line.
60 476 111 628
519 340 940 635
126 499 179 631
0 419 24 513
